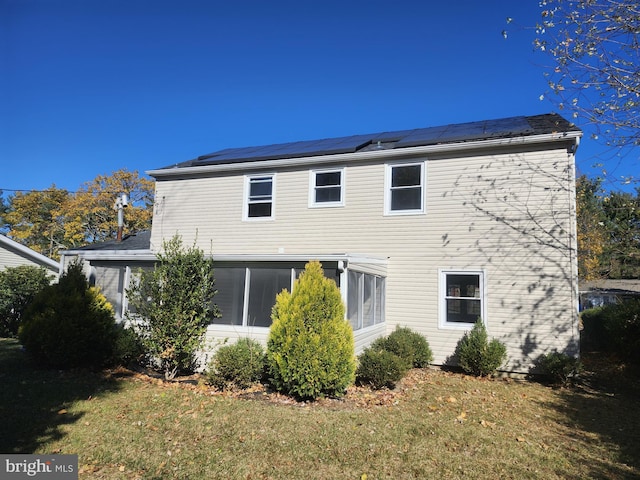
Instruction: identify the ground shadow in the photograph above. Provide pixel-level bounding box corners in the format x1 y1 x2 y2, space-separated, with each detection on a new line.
538 352 640 479
0 338 123 453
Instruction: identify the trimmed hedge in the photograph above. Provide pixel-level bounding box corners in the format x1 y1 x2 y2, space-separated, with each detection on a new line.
206 338 265 390
455 322 507 376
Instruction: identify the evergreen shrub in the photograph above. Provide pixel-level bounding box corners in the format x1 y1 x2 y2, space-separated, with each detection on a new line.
206 338 265 390
537 351 582 386
0 265 52 337
372 326 433 369
19 262 117 369
356 347 408 390
266 261 356 400
455 321 507 376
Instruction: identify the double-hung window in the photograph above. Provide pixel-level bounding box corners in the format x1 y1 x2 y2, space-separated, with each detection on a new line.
385 162 425 214
439 270 486 328
245 174 274 219
309 168 344 207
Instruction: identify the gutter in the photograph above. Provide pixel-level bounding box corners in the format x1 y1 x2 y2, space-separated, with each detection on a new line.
147 131 582 179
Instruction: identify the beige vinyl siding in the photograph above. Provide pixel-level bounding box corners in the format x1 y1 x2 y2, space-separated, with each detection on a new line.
151 146 578 372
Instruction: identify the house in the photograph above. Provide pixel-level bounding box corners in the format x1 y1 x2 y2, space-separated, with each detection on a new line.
61 113 582 372
0 234 60 279
579 279 640 310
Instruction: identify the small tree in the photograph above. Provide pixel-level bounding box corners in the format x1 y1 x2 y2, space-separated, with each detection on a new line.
0 265 53 337
126 235 219 379
266 261 356 400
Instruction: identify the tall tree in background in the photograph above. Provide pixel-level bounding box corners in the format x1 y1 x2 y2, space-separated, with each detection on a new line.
532 0 639 163
600 188 640 278
60 169 154 247
3 187 70 258
2 169 154 259
575 175 606 280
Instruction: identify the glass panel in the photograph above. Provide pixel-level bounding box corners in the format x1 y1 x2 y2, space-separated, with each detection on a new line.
315 187 341 203
249 177 272 198
391 188 421 210
347 271 360 330
392 165 421 187
445 273 481 324
362 274 375 328
247 268 291 327
375 277 385 324
211 268 245 325
248 202 272 218
316 171 341 187
446 275 480 298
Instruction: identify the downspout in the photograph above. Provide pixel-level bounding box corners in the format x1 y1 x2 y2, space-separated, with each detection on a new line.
568 136 581 355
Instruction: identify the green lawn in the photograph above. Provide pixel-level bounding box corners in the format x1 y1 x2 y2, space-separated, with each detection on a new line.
1 337 639 479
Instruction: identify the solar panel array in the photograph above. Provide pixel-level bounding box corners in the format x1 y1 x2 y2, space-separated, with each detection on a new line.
165 114 572 170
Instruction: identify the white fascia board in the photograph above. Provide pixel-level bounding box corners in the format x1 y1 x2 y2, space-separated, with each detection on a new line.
0 235 61 272
61 250 157 262
147 132 582 179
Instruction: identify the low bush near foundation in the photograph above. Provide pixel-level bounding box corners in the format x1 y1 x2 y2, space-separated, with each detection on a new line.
372 326 433 369
206 338 265 390
356 347 408 390
537 351 582 386
455 322 507 376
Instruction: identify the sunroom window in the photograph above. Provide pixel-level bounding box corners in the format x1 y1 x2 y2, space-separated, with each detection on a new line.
348 270 385 330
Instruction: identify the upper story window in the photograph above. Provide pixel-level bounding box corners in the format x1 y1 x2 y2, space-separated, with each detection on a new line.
245 174 274 220
439 269 486 329
385 162 425 215
309 168 344 207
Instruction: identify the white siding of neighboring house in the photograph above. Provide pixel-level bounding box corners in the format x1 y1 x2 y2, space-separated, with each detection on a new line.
0 236 60 279
149 144 579 372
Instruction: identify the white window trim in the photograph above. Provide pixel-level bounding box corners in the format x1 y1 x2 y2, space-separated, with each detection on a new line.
308 167 345 208
438 269 487 330
348 269 386 331
384 161 426 215
243 173 276 221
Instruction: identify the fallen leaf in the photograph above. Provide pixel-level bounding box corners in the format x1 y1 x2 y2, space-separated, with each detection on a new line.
119 465 125 472
456 412 467 422
447 397 457 403
516 437 526 442
57 409 67 415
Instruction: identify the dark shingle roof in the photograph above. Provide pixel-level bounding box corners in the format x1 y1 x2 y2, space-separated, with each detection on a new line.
159 113 579 170
71 231 151 252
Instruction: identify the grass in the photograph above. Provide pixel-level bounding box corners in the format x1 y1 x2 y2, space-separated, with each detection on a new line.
1 337 639 479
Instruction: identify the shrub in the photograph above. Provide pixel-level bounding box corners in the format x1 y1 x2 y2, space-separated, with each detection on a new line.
112 325 145 367
0 265 53 337
581 299 640 364
126 235 220 379
18 262 118 369
372 326 433 369
455 322 507 376
537 351 582 386
266 261 356 400
356 347 408 390
206 338 265 390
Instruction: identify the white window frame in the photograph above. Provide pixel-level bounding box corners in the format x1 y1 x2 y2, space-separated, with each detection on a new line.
438 269 487 330
308 167 345 208
244 174 275 220
384 161 426 215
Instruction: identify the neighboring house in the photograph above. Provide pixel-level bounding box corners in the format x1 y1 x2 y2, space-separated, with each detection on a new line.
61 113 582 372
0 234 60 279
579 279 640 310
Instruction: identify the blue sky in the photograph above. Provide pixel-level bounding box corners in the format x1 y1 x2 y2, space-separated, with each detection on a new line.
1 0 636 195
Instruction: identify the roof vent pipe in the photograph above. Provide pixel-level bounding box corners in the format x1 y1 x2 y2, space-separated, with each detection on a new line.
114 193 128 242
